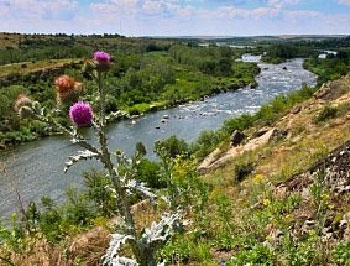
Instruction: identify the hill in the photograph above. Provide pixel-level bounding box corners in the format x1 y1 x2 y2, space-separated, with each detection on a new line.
196 74 350 265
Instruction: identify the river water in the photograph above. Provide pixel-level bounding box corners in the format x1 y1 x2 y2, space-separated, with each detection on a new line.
0 58 317 221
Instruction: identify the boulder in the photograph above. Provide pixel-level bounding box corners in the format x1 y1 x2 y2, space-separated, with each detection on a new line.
291 105 302 115
314 85 331 99
253 127 270 138
230 130 245 146
269 129 288 142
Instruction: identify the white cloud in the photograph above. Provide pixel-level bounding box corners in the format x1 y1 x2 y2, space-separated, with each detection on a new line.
142 0 163 13
189 5 282 20
89 0 137 16
0 0 349 36
267 0 300 7
1 0 78 20
338 0 350 5
283 10 320 17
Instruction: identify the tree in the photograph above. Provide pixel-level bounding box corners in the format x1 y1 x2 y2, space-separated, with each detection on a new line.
135 141 147 157
155 135 189 158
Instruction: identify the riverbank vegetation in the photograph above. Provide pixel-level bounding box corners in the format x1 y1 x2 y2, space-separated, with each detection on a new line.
2 73 350 266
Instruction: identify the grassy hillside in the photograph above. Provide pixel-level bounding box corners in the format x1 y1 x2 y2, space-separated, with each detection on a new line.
183 74 350 265
1 74 350 265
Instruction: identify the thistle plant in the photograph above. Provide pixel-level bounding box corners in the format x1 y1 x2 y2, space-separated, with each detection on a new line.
15 51 186 266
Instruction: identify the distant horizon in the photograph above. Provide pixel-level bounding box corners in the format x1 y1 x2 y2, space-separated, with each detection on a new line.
1 0 350 37
1 32 349 39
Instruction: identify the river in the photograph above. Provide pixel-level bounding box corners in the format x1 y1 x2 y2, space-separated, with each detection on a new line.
0 58 317 221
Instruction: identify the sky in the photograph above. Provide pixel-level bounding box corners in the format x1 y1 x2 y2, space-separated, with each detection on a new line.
0 0 350 37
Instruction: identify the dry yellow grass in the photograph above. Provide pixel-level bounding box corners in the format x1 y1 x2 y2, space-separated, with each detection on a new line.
0 58 82 77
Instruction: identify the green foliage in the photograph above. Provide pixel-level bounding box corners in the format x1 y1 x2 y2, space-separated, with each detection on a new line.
136 159 165 189
332 241 350 265
0 214 26 253
0 85 27 118
235 162 254 182
281 235 323 266
223 114 254 133
313 104 339 124
227 244 275 266
304 50 350 85
190 130 224 160
39 197 64 242
30 120 48 136
83 170 117 216
159 235 212 264
262 43 310 63
64 186 96 226
155 135 189 158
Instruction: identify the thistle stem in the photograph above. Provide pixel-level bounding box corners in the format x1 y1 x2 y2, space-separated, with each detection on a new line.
97 71 136 238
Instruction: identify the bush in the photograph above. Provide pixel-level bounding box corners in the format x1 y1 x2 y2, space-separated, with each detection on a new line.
314 104 339 124
136 159 165 189
155 135 189 158
30 120 47 135
190 130 223 160
64 186 96 226
39 197 64 242
83 170 117 216
332 241 350 265
227 244 274 265
235 162 254 182
223 114 254 133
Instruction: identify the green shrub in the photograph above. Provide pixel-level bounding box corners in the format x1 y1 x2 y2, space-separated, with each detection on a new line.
30 120 47 135
64 186 96 226
190 130 224 160
227 244 274 266
39 197 65 242
223 114 254 133
332 241 350 265
83 170 117 216
136 159 165 189
235 162 254 182
155 135 189 158
314 104 339 124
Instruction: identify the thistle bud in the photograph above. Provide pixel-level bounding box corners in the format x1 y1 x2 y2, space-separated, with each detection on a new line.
55 75 82 104
69 102 94 126
93 51 111 72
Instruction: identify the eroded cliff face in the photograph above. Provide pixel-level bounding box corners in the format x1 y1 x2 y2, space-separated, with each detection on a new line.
199 74 350 173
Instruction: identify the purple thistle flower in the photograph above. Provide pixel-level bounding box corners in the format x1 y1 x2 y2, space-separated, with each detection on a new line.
69 102 94 126
93 51 111 64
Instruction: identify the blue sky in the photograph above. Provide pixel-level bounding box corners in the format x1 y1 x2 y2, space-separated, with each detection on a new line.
0 0 349 36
